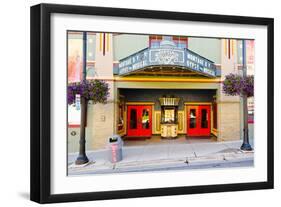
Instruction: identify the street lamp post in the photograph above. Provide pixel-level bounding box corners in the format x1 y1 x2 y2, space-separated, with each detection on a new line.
240 40 253 151
75 31 89 164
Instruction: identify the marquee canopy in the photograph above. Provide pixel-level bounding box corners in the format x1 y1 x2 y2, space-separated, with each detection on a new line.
118 45 220 77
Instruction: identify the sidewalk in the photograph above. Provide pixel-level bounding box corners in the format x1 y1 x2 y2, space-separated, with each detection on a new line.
68 140 254 175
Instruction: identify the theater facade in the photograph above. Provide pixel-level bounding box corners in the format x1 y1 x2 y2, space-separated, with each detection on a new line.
67 32 254 151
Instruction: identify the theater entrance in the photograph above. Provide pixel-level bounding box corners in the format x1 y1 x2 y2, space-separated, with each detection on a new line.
127 105 152 137
187 105 211 136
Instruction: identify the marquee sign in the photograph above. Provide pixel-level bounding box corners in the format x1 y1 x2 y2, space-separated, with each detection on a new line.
119 47 217 77
150 48 185 65
185 50 216 77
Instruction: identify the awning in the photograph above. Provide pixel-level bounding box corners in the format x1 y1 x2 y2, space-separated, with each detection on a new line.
118 47 219 77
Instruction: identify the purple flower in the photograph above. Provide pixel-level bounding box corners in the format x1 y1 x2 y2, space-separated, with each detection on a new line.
222 73 254 97
67 80 110 105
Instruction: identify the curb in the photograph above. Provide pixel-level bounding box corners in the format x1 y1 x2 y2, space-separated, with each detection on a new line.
68 153 254 175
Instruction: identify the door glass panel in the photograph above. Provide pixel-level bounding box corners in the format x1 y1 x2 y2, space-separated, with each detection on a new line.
201 109 208 128
142 108 150 129
129 109 137 129
189 109 196 128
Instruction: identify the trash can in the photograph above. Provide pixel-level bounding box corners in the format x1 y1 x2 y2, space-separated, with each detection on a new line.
108 135 123 163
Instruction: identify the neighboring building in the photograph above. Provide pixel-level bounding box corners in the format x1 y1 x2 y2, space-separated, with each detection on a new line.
67 32 254 152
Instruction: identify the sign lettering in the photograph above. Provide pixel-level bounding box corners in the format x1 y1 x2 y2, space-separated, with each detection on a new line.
119 47 217 77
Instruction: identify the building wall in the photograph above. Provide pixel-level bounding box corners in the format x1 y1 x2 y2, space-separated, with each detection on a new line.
68 127 80 153
94 33 114 78
67 33 248 152
188 37 221 63
113 34 221 64
86 97 115 150
87 33 96 61
84 33 115 150
113 34 149 61
216 39 241 141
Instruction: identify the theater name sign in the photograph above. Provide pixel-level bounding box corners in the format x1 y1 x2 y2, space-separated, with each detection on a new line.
118 47 218 77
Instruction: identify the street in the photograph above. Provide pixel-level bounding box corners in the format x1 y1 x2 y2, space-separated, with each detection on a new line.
68 139 254 176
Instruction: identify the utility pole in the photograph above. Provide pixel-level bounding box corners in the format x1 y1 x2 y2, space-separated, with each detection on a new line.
240 40 252 151
75 32 89 164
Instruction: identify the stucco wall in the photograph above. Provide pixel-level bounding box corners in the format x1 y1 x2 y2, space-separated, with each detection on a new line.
217 102 241 141
86 102 115 150
113 34 149 61
216 39 242 141
188 37 221 64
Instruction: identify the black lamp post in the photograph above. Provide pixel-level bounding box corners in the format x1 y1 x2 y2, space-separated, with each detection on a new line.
75 31 89 164
240 40 252 151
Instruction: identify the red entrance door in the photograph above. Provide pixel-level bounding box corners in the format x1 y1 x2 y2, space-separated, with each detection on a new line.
187 105 211 136
127 105 152 137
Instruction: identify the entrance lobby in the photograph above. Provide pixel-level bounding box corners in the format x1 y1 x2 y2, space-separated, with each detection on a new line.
118 88 217 139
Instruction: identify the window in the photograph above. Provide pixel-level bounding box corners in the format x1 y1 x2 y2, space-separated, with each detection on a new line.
149 35 162 48
149 35 188 49
173 36 188 48
164 109 175 123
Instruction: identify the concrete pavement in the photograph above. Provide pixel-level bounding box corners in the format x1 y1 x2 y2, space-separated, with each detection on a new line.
68 139 254 176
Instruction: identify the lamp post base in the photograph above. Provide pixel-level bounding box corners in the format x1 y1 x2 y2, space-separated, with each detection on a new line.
240 143 253 151
75 155 89 165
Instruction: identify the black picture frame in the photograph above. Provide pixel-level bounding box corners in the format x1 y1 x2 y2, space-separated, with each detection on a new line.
30 3 274 204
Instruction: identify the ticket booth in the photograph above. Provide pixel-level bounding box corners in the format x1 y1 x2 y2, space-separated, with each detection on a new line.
159 97 180 138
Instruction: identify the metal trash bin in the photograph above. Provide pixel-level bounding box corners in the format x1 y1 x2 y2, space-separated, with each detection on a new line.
108 135 123 163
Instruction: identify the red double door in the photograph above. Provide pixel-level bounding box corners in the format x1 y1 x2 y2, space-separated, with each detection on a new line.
127 105 152 137
187 105 211 136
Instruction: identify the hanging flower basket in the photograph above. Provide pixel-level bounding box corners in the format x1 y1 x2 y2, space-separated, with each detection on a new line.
67 80 110 105
223 73 254 97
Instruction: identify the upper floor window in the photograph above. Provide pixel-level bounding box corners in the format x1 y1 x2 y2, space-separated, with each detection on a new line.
149 35 163 48
149 35 188 49
173 36 188 48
